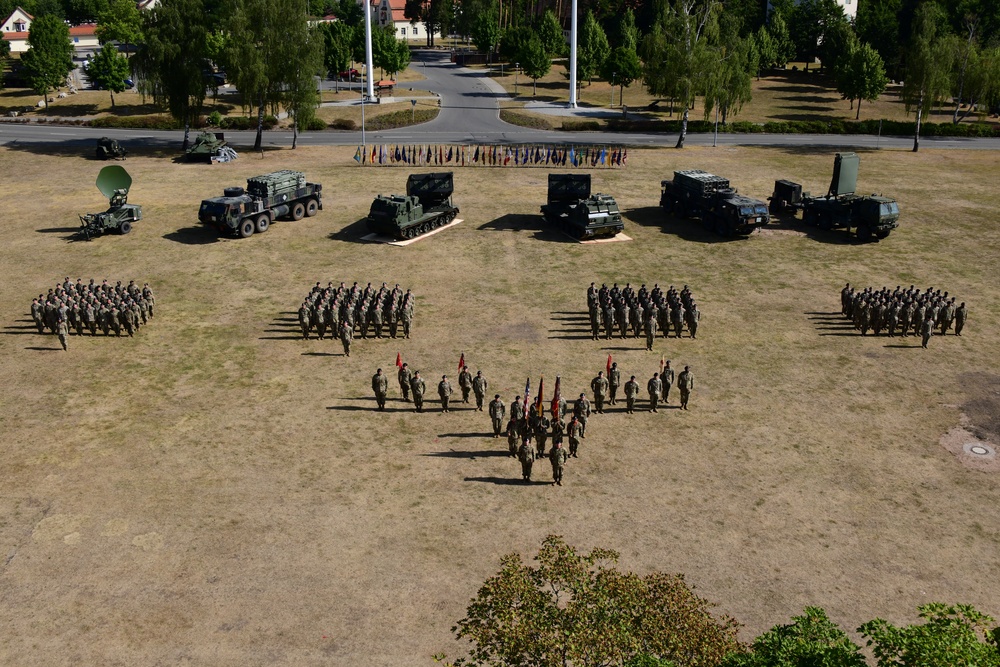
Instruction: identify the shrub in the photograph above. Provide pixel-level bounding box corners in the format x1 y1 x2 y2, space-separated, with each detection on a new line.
206 110 223 126
366 108 438 130
304 117 327 131
499 108 553 130
560 119 602 131
329 118 358 130
87 115 183 129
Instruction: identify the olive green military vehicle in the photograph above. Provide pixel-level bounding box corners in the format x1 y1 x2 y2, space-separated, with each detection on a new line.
540 173 624 240
768 152 899 241
96 137 126 160
79 165 143 240
185 131 231 162
199 170 323 238
660 170 770 237
366 172 459 240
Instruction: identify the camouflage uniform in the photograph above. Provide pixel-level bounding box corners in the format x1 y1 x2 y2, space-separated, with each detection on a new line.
624 376 639 414
647 373 662 412
458 367 473 403
438 376 453 412
549 443 568 485
678 367 694 410
489 395 505 437
372 369 389 410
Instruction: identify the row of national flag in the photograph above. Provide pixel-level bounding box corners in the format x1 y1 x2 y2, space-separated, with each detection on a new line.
353 144 627 168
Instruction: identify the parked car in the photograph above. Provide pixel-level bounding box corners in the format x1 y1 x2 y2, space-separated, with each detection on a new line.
338 68 360 81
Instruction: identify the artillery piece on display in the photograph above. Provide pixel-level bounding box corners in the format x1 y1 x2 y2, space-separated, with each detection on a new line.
768 152 900 242
198 170 323 238
660 170 770 237
185 131 237 163
96 136 127 160
540 173 624 240
366 172 460 240
78 165 143 240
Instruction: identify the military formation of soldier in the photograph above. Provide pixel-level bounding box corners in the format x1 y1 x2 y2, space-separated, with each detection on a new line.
586 282 701 348
297 281 415 356
30 278 156 351
840 283 968 348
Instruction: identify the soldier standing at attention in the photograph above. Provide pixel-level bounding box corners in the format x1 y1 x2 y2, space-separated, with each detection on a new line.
589 302 600 340
624 375 640 414
31 299 44 334
535 413 550 458
591 371 608 414
549 441 568 486
458 366 473 404
472 371 488 410
647 372 662 412
518 439 534 482
661 361 675 404
678 365 694 410
410 371 426 412
644 312 657 351
372 368 389 410
339 320 353 357
489 394 506 437
955 302 967 336
510 396 525 425
687 302 700 339
608 362 621 405
56 317 69 351
920 316 934 349
507 419 520 456
573 393 590 437
398 363 412 402
438 375 453 412
550 415 565 448
567 416 582 458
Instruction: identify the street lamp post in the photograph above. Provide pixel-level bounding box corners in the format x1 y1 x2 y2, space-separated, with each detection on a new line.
611 72 616 108
515 63 519 95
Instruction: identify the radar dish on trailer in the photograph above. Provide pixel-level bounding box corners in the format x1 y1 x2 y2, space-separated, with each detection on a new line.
96 165 133 199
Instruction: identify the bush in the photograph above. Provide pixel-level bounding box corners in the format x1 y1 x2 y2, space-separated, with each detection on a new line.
329 118 358 130
366 108 438 131
87 115 183 129
218 115 278 130
560 119 602 131
206 110 223 127
499 109 553 130
304 117 327 131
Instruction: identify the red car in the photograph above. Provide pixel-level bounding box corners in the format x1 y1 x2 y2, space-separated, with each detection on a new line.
338 69 360 81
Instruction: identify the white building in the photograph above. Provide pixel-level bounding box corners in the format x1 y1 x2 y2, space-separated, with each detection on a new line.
2 9 99 54
366 0 440 42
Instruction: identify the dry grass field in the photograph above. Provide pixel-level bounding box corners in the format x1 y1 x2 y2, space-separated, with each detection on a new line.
0 143 998 666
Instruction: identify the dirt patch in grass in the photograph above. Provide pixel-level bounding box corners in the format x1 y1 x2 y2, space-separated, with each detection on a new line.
0 145 999 665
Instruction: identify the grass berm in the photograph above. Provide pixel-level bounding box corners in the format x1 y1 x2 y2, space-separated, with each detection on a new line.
0 144 998 666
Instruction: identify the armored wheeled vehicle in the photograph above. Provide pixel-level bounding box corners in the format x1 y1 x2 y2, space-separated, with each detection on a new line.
660 170 769 237
366 172 459 240
198 170 323 238
540 174 624 240
96 137 126 160
79 165 143 239
768 152 899 241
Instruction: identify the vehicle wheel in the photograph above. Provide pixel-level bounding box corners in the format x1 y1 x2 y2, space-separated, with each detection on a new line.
875 229 890 239
769 199 780 215
803 210 816 226
119 221 132 235
305 199 318 217
403 228 414 239
256 215 270 233
857 225 873 242
817 214 833 231
291 202 306 221
239 219 255 238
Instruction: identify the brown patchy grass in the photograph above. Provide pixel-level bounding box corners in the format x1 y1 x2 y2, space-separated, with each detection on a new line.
0 145 999 666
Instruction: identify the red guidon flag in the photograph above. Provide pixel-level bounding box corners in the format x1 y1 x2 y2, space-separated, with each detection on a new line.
607 354 612 376
551 376 561 420
396 353 403 368
536 376 544 415
458 352 465 372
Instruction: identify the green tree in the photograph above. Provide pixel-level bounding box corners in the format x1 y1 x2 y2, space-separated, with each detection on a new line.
85 42 130 108
404 0 451 47
753 25 777 74
722 607 867 667
837 37 888 118
21 14 74 109
0 38 10 90
96 0 141 48
642 0 720 148
578 10 610 84
498 24 531 64
817 11 854 76
471 9 501 61
952 44 1000 122
281 1 323 148
611 7 640 52
133 0 209 148
536 9 565 57
520 33 550 95
766 8 795 67
65 0 109 23
860 603 1000 667
319 20 353 90
450 536 743 667
336 0 363 26
902 1 955 151
855 0 902 78
602 44 642 105
703 22 755 125
788 0 847 71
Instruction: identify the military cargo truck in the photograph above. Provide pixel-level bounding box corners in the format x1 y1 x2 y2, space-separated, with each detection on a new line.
540 173 624 240
198 170 323 238
366 172 459 240
660 170 770 236
79 165 143 239
768 152 899 241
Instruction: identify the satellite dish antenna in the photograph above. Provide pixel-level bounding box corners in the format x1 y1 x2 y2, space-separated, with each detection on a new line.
96 165 132 199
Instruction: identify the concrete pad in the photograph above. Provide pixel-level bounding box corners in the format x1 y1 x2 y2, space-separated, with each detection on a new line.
361 218 463 246
563 231 633 244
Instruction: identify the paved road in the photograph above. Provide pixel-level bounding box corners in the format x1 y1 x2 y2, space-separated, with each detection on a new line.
3 49 1000 151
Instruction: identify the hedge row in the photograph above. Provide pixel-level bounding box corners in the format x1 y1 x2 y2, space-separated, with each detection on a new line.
499 109 553 130
363 108 438 131
601 117 1000 137
87 114 279 130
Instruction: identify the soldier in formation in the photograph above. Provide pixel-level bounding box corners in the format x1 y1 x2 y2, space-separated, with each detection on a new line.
489 394 506 437
438 375 453 412
296 282 415 342
608 362 621 405
840 283 967 340
398 363 412 401
410 371 426 412
549 440 568 486
647 373 662 412
458 366 473 404
586 282 701 343
472 371 488 410
624 375 640 414
678 366 694 410
30 278 155 341
590 371 608 414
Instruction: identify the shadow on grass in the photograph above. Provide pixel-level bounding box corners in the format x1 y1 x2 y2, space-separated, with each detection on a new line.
765 214 871 245
464 476 551 486
328 218 377 244
884 344 923 348
25 345 62 351
479 213 576 243
436 432 495 439
163 226 221 245
424 450 509 458
623 206 744 244
37 226 81 234
301 351 340 356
